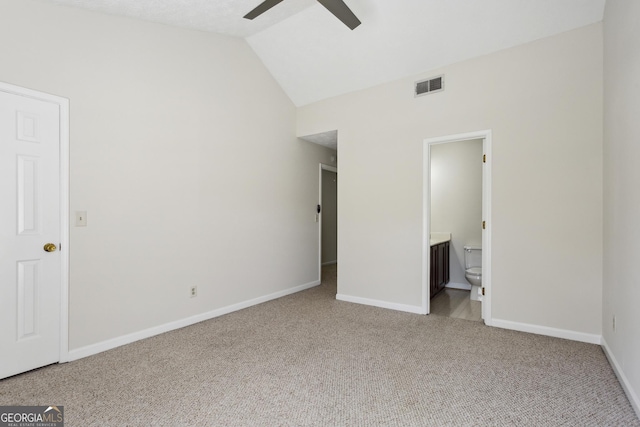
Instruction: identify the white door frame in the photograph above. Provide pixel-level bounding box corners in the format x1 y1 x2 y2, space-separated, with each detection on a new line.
318 163 338 281
422 130 492 325
0 81 70 363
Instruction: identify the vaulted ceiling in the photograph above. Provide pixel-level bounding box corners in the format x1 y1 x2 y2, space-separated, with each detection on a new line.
40 0 606 106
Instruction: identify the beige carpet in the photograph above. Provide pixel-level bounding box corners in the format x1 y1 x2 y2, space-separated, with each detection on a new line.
1 264 638 426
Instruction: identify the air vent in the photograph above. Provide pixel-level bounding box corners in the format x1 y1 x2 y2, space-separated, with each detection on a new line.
415 75 444 97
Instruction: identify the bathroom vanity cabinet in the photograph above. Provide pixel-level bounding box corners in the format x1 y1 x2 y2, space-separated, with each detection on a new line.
430 241 450 298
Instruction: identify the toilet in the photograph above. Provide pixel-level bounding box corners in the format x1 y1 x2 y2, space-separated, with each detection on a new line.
464 246 482 301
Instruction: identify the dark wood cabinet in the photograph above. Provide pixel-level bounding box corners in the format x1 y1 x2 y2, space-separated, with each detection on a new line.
430 241 450 298
443 241 450 285
430 245 437 296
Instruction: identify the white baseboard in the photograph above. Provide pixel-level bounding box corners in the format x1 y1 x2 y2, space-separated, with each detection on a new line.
67 279 321 361
322 260 337 266
336 293 425 315
601 337 640 419
445 282 471 290
491 318 602 344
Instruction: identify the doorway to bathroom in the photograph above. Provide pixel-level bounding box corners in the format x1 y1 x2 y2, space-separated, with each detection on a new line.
422 130 492 325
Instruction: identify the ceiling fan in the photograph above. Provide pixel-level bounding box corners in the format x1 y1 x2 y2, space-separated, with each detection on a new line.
244 0 361 30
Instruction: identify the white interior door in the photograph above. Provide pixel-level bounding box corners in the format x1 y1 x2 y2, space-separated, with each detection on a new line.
0 89 62 379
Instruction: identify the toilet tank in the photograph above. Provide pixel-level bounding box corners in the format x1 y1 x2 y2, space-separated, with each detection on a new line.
464 246 482 269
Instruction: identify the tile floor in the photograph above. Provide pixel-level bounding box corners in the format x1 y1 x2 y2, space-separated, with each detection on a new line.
430 288 482 322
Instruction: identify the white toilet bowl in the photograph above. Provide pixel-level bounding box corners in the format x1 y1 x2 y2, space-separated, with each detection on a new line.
465 267 482 301
465 267 482 286
464 246 482 301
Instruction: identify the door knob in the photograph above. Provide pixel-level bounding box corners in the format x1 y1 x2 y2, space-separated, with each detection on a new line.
43 243 57 252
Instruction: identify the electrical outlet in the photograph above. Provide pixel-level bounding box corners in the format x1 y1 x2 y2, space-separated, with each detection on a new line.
190 286 197 298
612 315 616 332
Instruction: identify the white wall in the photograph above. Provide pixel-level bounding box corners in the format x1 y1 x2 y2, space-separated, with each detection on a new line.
322 169 338 264
298 24 603 336
430 139 483 287
0 0 335 351
602 0 640 415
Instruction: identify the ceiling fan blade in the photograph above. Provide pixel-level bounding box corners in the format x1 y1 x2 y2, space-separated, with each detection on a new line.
244 0 285 20
317 0 361 30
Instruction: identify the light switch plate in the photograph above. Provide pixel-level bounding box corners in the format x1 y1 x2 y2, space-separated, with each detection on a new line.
76 211 87 227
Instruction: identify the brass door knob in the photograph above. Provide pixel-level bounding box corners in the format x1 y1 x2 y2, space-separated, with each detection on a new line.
43 243 57 252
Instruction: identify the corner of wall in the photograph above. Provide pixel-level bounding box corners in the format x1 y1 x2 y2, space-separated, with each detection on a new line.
602 337 640 419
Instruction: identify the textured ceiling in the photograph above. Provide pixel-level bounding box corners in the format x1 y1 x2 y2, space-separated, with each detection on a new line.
300 130 338 151
43 0 318 37
39 0 606 107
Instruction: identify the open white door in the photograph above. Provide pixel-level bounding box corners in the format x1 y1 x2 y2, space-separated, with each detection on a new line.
0 85 66 379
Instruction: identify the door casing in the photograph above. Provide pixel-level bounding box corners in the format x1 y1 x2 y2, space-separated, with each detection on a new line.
423 130 492 325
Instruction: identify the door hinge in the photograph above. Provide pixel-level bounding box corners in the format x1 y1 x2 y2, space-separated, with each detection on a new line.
482 287 485 296
483 154 486 163
482 220 486 230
